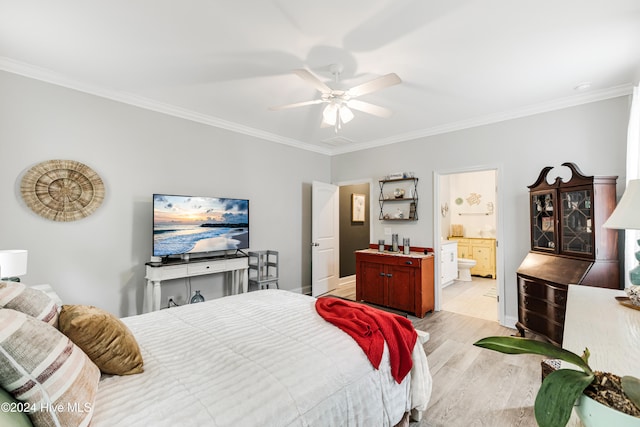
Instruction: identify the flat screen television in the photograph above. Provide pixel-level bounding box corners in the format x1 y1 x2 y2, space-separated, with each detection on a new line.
153 194 249 257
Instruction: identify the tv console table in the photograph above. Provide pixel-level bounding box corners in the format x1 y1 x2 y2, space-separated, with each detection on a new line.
144 255 248 312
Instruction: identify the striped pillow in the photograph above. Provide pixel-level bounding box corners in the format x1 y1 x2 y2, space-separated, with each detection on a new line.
0 281 59 327
0 309 100 427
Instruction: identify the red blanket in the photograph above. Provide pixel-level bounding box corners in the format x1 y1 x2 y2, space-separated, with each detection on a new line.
315 297 417 384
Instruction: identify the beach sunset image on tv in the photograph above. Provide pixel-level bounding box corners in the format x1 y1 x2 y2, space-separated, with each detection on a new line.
153 194 249 256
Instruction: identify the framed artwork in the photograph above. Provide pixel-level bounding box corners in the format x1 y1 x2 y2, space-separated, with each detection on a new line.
352 193 366 222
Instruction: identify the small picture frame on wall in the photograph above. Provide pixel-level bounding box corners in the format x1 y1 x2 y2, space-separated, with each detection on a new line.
352 193 366 222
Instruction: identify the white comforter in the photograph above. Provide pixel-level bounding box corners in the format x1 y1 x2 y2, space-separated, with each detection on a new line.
92 289 432 426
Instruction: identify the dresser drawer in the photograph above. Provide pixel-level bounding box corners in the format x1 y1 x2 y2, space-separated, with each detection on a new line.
548 305 566 324
518 277 547 299
547 322 564 346
546 285 568 307
520 294 546 314
518 307 548 336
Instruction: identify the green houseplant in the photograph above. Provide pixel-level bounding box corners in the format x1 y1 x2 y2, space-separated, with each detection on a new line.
473 336 640 427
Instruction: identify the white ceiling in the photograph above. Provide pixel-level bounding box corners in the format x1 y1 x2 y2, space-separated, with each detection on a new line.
1 0 639 155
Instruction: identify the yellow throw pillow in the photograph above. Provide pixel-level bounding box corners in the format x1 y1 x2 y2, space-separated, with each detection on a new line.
59 305 144 375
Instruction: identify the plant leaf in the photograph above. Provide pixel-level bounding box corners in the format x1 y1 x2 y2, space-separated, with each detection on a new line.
473 336 592 374
622 376 640 409
535 369 594 427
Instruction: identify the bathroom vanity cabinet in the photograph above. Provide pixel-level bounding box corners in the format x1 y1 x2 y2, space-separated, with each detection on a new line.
447 237 496 278
355 249 434 318
440 241 458 285
516 163 619 346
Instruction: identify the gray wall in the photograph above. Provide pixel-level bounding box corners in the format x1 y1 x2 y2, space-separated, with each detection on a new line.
1 68 630 324
331 96 630 325
0 71 330 316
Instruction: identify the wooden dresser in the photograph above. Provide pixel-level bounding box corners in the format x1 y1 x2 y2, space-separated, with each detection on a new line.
355 249 434 318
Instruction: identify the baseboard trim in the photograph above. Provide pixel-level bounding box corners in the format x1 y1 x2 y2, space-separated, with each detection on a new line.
503 315 518 330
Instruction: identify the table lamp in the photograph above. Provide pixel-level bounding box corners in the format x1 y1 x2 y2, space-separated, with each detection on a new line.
602 179 640 288
0 249 28 282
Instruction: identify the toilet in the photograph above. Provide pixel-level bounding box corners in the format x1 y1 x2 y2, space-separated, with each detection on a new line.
458 258 477 282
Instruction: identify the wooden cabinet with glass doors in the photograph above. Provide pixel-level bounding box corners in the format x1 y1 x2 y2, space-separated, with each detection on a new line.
516 162 619 346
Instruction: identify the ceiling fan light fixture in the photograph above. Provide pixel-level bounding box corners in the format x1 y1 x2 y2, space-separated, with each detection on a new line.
340 105 354 124
322 103 338 125
322 103 354 126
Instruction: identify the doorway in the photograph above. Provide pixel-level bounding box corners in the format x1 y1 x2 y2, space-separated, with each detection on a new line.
434 166 505 325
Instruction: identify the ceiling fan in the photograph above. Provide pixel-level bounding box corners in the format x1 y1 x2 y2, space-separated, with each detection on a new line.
269 64 401 132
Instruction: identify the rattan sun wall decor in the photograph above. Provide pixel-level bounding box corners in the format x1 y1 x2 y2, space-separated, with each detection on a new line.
20 159 105 222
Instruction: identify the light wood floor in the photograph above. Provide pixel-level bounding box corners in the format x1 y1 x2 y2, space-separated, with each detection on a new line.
441 277 498 322
326 282 543 427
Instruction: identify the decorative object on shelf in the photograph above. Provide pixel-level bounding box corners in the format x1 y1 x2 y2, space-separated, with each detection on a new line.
393 188 405 198
21 159 105 222
387 172 404 180
351 193 365 222
602 179 640 293
0 250 28 282
190 290 205 304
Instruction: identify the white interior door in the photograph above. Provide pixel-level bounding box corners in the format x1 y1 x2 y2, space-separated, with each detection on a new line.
311 181 339 297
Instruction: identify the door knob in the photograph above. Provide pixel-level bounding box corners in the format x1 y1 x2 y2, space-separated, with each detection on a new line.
311 242 320 247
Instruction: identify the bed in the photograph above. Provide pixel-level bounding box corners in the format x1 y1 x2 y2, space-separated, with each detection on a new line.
1 285 432 427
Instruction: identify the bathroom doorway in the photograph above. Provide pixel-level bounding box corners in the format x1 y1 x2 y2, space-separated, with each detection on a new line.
434 166 504 325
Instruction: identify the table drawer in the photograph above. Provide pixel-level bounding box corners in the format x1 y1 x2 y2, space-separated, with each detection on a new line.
147 265 188 281
226 257 249 270
188 262 225 275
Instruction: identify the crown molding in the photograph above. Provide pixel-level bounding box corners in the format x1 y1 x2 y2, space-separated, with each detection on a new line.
329 83 634 155
1 57 632 157
0 57 333 156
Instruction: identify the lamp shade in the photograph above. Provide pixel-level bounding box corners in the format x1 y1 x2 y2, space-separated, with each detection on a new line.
0 249 28 278
603 179 640 230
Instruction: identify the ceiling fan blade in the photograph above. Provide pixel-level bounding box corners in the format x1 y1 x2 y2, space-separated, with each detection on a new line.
269 99 324 111
293 68 333 94
347 99 393 118
347 73 401 97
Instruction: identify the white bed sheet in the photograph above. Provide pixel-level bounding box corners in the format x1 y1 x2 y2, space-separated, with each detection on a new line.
92 289 431 426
